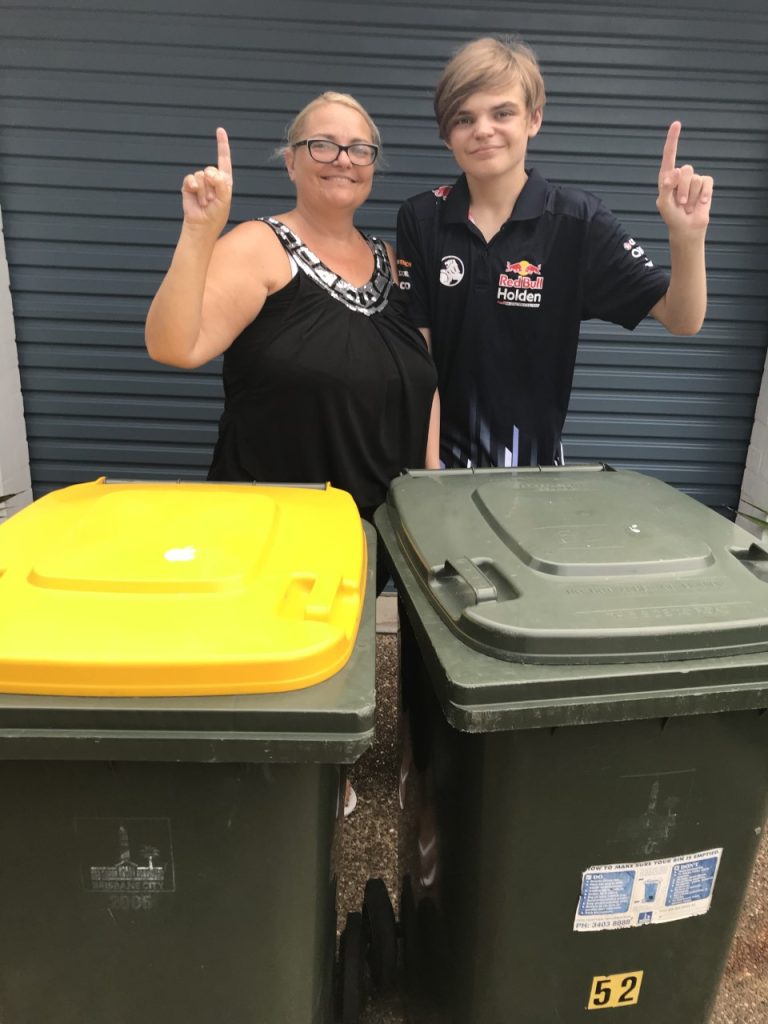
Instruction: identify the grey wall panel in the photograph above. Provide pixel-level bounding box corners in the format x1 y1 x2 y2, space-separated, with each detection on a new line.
1 0 767 509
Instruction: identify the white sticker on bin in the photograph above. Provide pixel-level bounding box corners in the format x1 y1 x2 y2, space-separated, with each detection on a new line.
574 847 722 932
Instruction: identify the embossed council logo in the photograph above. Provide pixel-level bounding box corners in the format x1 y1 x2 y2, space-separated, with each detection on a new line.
77 818 176 908
439 255 464 287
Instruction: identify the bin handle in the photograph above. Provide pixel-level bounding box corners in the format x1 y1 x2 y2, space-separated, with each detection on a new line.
437 557 498 604
304 573 342 622
730 544 768 584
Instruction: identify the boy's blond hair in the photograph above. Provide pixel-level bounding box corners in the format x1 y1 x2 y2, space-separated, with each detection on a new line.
434 37 546 140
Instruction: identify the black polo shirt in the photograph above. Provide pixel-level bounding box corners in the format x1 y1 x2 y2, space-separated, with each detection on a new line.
396 169 670 468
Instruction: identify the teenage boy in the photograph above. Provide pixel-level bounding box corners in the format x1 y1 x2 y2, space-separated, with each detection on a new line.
396 37 713 469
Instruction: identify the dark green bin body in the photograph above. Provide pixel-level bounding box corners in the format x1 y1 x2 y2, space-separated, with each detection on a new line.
375 468 768 1024
0 524 377 1024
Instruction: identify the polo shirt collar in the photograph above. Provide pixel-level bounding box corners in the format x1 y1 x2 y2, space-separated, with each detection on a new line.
443 168 549 226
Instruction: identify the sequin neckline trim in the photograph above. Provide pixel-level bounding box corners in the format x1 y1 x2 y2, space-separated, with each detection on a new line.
261 217 392 316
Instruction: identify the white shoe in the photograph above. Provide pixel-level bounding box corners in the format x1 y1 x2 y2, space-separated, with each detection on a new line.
344 783 358 818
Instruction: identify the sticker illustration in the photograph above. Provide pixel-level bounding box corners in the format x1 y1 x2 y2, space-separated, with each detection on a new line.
574 847 721 932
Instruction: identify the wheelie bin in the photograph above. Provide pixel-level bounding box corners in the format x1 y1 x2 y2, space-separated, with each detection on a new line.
0 477 376 1024
374 465 768 1023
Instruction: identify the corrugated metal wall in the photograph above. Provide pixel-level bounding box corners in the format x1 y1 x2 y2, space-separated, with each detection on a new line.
1 0 767 510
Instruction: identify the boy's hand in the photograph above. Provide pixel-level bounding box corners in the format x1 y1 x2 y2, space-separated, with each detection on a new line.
656 122 713 237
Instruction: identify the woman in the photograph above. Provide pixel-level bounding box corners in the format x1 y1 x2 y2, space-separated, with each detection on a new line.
146 94 438 818
145 92 438 530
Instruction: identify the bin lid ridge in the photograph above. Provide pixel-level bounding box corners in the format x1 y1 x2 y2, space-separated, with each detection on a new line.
468 474 716 575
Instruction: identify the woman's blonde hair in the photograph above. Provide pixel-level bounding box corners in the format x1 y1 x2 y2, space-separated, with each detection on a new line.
278 91 382 163
434 37 546 140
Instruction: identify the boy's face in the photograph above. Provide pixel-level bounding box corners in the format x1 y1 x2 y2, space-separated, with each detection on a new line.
445 79 542 182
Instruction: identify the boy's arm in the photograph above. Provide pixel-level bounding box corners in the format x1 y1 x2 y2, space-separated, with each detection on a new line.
396 201 432 329
650 122 713 336
397 203 442 468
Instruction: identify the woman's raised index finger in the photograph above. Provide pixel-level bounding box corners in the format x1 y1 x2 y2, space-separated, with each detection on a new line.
216 127 232 176
660 121 681 176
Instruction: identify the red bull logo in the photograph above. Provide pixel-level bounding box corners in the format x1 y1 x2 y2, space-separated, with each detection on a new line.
498 257 544 307
432 185 453 200
505 260 542 276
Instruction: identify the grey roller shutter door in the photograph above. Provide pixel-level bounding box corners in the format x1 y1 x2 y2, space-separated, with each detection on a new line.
1 0 766 510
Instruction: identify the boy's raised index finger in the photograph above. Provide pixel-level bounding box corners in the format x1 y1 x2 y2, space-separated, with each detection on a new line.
660 121 681 176
216 127 232 176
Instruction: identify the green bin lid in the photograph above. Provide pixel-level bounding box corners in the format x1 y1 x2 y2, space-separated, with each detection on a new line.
383 466 768 665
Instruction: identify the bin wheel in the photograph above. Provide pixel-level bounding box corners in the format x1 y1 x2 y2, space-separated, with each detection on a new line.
362 877 398 992
338 911 366 1024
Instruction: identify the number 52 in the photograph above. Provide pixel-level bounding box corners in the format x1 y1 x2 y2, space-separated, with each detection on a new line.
588 971 644 1010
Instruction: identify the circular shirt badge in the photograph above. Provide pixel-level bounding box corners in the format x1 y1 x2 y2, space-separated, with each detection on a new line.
439 255 465 287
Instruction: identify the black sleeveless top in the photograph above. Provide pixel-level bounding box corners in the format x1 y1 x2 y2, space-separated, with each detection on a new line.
208 218 437 510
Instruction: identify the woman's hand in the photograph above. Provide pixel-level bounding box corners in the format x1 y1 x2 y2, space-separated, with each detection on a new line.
181 127 233 235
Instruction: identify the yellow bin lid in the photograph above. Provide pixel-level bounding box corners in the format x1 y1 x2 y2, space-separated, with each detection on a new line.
0 479 367 697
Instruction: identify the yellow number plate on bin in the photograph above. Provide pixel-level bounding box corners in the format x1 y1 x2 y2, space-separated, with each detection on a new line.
0 479 366 696
588 971 643 1009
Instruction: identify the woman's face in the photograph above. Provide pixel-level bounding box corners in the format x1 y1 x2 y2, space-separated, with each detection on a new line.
285 102 376 212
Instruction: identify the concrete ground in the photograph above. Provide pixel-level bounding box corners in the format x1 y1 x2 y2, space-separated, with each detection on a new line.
338 614 768 1023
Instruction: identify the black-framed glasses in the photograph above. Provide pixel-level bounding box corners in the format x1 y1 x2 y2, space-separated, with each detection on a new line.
293 138 379 167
